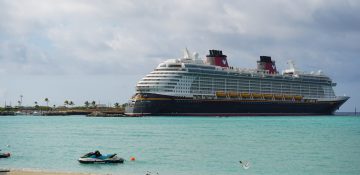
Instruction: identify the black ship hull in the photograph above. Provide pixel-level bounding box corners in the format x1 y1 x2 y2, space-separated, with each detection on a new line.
125 93 349 116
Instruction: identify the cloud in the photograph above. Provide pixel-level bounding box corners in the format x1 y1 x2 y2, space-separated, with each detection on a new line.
0 0 359 76
313 0 360 33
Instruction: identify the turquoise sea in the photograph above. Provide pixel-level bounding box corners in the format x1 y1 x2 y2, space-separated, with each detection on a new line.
1 116 360 175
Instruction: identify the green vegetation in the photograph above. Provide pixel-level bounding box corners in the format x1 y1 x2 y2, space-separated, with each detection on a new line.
69 101 74 107
34 101 39 109
84 101 90 108
1 100 127 116
44 98 49 107
64 100 69 107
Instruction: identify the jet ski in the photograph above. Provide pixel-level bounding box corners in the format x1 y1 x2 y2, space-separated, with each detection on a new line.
78 151 124 164
0 150 10 158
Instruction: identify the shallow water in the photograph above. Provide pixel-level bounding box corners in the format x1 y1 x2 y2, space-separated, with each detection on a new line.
1 116 360 175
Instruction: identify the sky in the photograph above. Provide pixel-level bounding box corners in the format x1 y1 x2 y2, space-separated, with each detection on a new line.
1 0 359 111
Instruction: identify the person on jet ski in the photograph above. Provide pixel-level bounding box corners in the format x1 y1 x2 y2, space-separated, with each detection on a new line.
94 150 102 158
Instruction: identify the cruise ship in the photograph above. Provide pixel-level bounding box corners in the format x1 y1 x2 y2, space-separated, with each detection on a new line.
125 49 349 116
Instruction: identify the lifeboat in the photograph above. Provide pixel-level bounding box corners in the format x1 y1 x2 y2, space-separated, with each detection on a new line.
284 95 293 100
263 94 274 99
274 94 283 100
294 95 303 100
228 92 238 97
216 91 226 97
240 93 251 98
252 93 262 99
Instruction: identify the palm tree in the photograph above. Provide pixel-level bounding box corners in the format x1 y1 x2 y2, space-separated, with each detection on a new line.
114 102 120 108
91 101 96 108
34 101 39 109
44 98 49 107
64 100 69 107
69 101 74 107
84 101 89 108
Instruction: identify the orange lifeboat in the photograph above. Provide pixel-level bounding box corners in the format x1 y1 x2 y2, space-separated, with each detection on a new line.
263 94 274 99
252 93 262 99
274 94 283 100
284 95 293 100
216 91 226 97
294 95 303 101
228 92 238 97
240 93 251 98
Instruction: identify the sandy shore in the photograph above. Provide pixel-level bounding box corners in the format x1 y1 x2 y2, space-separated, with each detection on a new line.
0 169 101 175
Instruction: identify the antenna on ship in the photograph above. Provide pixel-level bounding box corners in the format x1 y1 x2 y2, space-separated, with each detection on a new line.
283 60 299 75
184 48 192 59
288 60 296 71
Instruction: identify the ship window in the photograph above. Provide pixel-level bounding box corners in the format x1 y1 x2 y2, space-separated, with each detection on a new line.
168 64 181 68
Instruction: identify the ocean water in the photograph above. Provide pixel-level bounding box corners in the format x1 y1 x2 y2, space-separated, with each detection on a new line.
0 115 360 175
